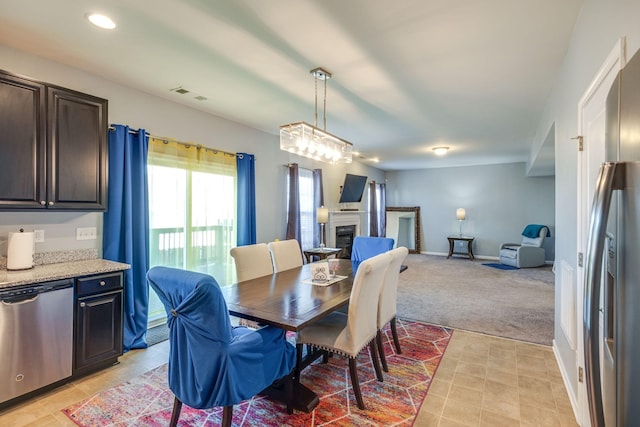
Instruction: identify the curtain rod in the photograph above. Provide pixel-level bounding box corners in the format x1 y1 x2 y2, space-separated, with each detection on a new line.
108 126 237 158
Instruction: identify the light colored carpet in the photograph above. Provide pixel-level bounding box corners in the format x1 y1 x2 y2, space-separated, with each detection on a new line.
397 254 554 345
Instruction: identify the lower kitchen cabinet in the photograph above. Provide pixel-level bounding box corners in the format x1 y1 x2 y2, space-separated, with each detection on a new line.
74 272 123 374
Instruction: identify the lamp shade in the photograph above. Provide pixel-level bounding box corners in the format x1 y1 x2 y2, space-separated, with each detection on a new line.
317 206 329 224
456 208 466 220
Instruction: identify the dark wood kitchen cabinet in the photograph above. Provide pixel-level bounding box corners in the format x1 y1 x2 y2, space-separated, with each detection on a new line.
0 69 108 210
74 272 123 375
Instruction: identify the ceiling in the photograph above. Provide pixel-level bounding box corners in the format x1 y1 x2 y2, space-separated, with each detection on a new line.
0 0 582 172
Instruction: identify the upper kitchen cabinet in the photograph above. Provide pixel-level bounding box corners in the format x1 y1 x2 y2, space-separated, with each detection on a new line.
0 70 108 211
0 72 46 209
47 86 107 210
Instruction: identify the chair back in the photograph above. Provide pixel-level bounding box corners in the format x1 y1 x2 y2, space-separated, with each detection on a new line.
230 243 273 282
147 266 296 409
351 236 394 262
378 247 409 328
520 225 549 247
346 252 390 348
268 239 303 272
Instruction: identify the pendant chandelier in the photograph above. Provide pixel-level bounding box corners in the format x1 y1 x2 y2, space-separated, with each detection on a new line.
280 67 353 163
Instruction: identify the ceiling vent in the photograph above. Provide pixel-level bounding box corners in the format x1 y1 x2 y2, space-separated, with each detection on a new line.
170 86 190 94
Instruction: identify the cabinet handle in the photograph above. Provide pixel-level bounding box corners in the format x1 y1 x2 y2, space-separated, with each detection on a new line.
80 302 86 307
99 280 106 286
48 201 54 206
40 200 46 206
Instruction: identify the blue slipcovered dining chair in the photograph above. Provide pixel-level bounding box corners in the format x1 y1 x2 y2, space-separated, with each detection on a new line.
147 267 297 427
351 236 394 272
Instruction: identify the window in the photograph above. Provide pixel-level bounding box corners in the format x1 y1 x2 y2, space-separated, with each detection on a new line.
147 139 237 326
286 167 317 250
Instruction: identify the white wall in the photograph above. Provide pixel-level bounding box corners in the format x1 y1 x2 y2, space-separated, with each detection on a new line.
385 162 555 258
532 0 640 417
0 44 384 256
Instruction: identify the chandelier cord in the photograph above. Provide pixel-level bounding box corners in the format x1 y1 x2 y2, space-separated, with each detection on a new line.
323 76 327 130
314 75 318 128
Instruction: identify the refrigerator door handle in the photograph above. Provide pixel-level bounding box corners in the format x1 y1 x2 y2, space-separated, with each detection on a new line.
583 162 624 427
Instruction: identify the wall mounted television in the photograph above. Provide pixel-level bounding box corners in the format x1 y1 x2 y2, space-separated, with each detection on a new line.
338 174 367 203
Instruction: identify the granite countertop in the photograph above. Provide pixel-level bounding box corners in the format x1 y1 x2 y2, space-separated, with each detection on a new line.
0 259 131 289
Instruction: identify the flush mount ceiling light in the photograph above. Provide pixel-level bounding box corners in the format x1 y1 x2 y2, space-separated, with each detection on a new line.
432 146 450 156
280 67 353 164
86 13 116 29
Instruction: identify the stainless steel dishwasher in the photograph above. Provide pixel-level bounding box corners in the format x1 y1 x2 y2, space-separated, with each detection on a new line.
0 279 74 404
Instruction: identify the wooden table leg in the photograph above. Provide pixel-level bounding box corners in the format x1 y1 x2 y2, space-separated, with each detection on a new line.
447 238 454 258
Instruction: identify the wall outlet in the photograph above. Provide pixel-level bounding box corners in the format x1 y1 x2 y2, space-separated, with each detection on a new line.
76 227 97 240
34 229 45 242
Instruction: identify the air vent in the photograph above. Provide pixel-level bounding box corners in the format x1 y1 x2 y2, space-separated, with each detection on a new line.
194 95 208 101
170 86 190 94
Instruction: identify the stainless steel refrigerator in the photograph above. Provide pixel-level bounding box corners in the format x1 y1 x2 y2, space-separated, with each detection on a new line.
584 48 640 426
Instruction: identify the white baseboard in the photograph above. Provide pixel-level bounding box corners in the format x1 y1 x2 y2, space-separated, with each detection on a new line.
419 251 555 265
420 251 498 261
552 339 581 425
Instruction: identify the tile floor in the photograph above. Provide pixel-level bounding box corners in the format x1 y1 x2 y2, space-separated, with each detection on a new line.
0 330 579 427
414 330 579 427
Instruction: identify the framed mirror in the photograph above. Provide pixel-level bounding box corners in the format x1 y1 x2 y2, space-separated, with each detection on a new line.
385 206 420 254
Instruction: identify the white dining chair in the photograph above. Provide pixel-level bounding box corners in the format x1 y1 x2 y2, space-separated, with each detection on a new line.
296 251 389 410
229 243 275 329
376 246 409 372
267 239 304 272
230 243 274 282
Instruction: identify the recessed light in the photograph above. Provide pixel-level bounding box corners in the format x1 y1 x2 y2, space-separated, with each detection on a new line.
86 13 116 30
432 146 449 156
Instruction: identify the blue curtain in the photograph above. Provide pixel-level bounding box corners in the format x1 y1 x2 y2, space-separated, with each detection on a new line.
236 153 256 245
103 124 150 351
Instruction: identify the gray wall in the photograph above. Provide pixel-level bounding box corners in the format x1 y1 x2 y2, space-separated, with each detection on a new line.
0 44 384 256
385 163 555 259
531 0 640 418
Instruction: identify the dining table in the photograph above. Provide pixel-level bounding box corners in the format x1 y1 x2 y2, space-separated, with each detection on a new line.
220 258 355 412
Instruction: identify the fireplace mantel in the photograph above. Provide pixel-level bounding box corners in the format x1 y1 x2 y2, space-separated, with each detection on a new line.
327 211 364 247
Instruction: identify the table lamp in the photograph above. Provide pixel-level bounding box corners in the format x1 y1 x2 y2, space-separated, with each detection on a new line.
456 208 466 236
317 206 329 250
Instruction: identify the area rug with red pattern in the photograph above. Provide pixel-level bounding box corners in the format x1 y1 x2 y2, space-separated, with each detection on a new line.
62 319 452 426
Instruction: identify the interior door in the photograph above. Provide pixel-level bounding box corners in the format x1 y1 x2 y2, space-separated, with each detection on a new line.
576 38 625 426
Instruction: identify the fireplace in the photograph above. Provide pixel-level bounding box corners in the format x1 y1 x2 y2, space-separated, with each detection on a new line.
327 211 362 248
335 225 356 259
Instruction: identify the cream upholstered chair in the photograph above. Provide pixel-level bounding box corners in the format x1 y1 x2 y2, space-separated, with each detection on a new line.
296 252 389 410
376 247 409 372
267 239 304 272
230 243 274 329
230 243 274 282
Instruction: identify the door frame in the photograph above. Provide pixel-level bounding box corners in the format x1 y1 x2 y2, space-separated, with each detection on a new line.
576 37 626 426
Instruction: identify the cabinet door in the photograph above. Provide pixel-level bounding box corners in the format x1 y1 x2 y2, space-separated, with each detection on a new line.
0 71 46 208
74 290 123 372
48 86 108 210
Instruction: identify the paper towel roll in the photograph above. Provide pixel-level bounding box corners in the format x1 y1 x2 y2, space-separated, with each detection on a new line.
7 230 35 270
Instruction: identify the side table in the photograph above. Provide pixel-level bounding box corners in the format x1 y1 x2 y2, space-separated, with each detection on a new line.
447 236 475 260
303 247 342 263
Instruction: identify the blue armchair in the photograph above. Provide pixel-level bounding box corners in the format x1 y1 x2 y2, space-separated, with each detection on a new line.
147 266 296 427
351 236 394 271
